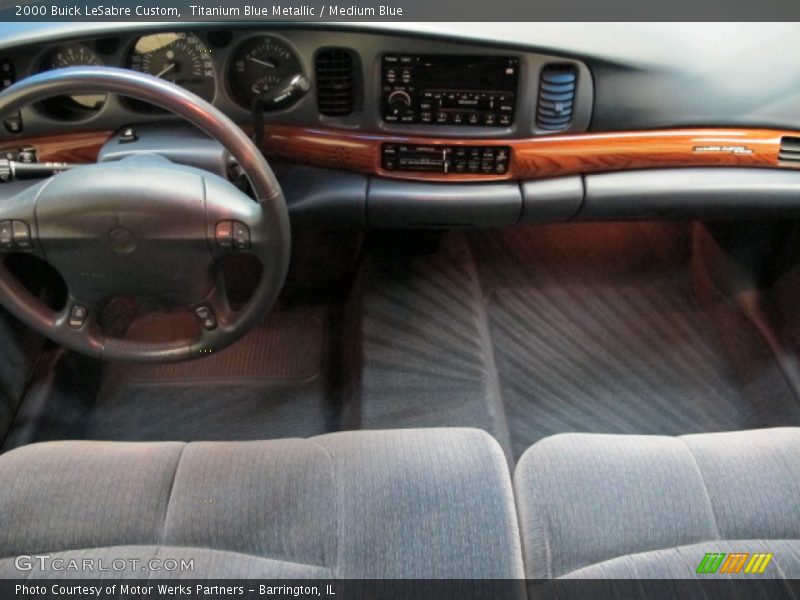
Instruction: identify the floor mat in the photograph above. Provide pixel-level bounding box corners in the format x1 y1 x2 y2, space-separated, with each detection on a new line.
11 306 342 445
468 223 800 459
119 311 323 383
357 235 513 459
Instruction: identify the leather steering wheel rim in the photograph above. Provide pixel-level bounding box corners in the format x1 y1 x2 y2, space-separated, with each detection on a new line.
0 66 291 362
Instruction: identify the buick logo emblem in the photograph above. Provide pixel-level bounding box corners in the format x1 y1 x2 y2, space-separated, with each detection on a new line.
108 227 136 254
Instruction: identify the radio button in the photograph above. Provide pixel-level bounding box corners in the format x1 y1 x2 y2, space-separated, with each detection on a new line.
420 112 433 123
483 113 497 126
435 112 449 124
499 114 512 126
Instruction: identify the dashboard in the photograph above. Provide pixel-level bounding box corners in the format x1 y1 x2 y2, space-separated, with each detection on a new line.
0 27 594 133
0 27 594 149
2 23 800 228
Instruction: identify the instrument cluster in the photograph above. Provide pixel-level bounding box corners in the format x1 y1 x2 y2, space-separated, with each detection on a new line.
29 32 305 120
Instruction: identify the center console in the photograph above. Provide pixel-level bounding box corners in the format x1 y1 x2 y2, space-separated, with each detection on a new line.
381 54 519 127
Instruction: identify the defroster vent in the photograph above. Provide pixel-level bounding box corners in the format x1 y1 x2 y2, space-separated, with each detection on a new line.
536 64 577 131
315 48 356 117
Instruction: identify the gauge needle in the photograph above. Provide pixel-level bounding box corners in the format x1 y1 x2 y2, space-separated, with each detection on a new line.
249 57 276 68
155 63 176 78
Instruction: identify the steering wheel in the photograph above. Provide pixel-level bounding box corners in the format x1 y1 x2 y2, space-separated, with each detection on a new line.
0 67 291 362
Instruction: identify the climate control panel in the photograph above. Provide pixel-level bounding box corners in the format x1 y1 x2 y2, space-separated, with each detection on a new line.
382 143 511 175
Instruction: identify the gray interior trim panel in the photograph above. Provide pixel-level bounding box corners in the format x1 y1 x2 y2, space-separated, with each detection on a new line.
98 123 232 179
520 176 584 223
367 178 522 228
581 168 800 220
277 164 368 229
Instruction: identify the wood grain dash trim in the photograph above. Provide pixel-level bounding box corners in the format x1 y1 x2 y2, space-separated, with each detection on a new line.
261 126 796 182
5 127 797 183
0 131 113 163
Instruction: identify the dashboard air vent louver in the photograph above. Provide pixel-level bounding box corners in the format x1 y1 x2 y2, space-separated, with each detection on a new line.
779 136 800 164
536 64 577 131
315 48 356 117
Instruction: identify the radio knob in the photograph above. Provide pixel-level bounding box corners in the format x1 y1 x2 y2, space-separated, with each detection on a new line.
387 90 412 115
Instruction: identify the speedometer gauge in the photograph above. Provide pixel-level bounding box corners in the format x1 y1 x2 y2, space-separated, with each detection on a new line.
228 36 302 108
127 32 215 110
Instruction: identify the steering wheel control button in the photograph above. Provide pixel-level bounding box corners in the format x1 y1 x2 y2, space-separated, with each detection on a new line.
11 220 32 249
0 221 12 249
215 221 250 251
195 305 217 331
215 220 233 249
68 305 88 329
233 222 251 250
0 220 32 251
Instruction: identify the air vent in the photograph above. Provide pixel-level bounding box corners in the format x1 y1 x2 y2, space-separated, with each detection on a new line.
315 48 356 117
536 64 577 131
779 136 800 164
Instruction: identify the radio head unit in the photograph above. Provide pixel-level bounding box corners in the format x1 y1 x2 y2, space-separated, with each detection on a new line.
382 54 519 127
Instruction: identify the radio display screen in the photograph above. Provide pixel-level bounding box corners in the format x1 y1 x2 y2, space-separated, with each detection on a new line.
412 55 519 91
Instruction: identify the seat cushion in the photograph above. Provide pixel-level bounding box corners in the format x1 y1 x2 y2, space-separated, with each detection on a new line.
514 428 800 579
0 428 524 579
